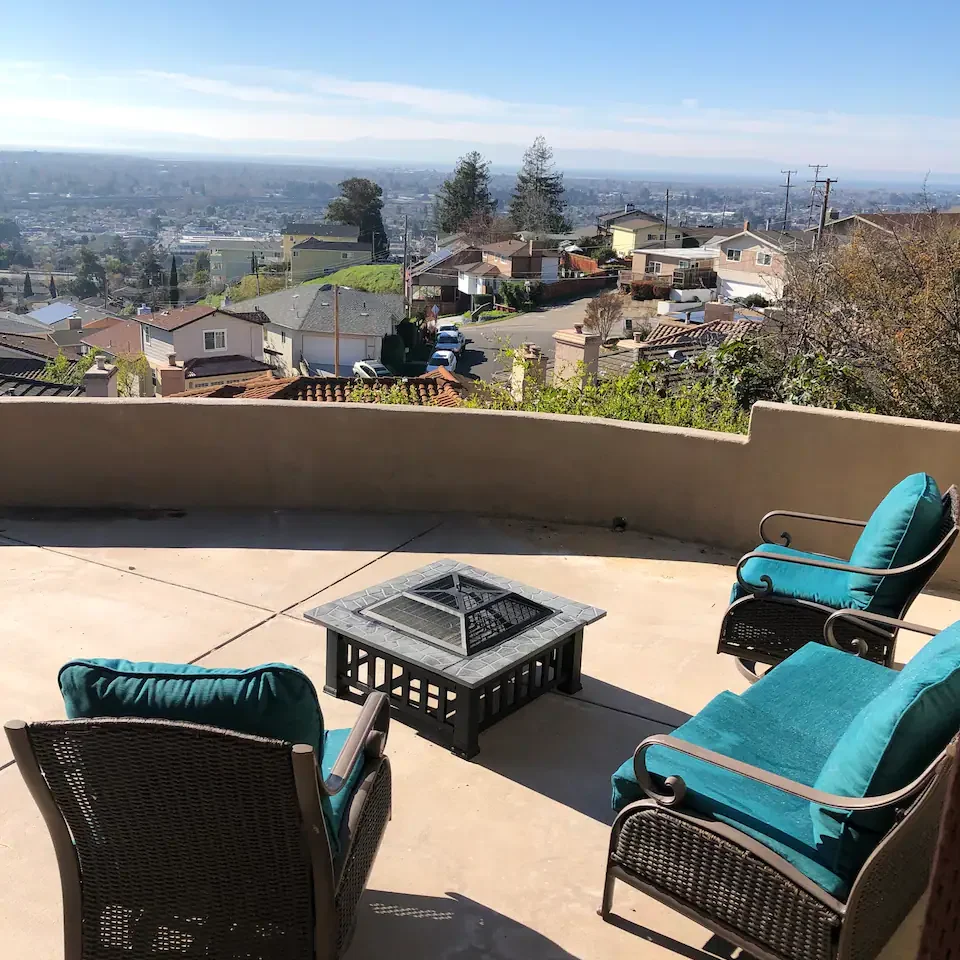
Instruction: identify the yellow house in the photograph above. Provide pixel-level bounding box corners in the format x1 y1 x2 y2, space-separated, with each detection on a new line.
281 221 361 260
290 238 374 282
609 215 685 257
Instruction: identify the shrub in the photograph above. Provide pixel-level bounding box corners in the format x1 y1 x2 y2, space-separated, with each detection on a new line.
380 334 405 370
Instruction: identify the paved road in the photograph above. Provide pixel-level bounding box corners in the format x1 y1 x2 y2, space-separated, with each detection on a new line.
458 297 597 380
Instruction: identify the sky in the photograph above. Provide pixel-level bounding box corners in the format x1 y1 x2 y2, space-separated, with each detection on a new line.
3 0 960 179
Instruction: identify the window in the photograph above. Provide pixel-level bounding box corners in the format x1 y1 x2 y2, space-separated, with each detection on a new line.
756 251 773 266
648 261 662 275
726 249 742 262
144 326 151 344
678 259 690 268
341 252 350 259
281 330 286 344
204 329 227 351
647 233 656 240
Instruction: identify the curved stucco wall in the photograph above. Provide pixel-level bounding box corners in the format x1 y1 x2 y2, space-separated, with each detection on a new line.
2 398 960 590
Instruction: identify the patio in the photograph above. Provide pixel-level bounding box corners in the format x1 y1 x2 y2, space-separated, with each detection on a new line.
1 507 957 960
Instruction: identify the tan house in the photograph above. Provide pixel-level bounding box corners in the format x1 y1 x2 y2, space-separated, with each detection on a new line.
281 222 361 261
715 224 810 302
131 304 272 395
628 248 718 289
457 240 560 299
609 214 683 257
289 237 373 283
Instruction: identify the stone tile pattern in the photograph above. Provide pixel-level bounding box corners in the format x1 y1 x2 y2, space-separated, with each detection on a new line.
304 559 605 689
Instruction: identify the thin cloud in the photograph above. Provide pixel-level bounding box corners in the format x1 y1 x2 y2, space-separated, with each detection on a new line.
139 71 310 104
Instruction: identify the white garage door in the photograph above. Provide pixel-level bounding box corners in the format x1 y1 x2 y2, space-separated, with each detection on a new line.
302 334 370 375
719 277 768 301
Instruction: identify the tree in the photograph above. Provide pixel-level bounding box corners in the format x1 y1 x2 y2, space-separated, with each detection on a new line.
22 273 33 297
48 275 57 299
509 136 570 233
109 235 128 262
326 177 389 257
68 248 106 299
137 247 164 293
250 251 257 276
436 151 496 235
460 211 516 245
168 255 179 306
582 291 624 342
194 250 210 275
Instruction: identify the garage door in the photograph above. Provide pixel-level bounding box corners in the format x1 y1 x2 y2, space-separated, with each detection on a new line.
719 277 768 301
302 334 370 375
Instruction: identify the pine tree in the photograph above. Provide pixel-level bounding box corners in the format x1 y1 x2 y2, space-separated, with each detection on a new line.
22 272 33 297
326 178 389 258
169 255 180 307
509 136 569 233
48 275 57 299
251 252 257 276
436 151 496 235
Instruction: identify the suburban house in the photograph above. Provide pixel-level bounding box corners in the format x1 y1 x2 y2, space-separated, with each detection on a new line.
79 317 143 357
608 214 681 257
714 224 810 301
166 367 470 406
624 247 718 290
209 239 284 285
281 222 361 261
815 211 960 242
458 240 560 301
289 237 373 283
244 285 403 376
0 330 62 378
408 241 483 316
27 299 118 330
130 304 272 395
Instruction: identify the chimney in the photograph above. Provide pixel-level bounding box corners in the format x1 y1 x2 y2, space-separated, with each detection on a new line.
69 313 82 331
158 353 186 397
510 342 547 402
82 354 118 398
552 327 600 387
743 220 750 232
528 239 534 256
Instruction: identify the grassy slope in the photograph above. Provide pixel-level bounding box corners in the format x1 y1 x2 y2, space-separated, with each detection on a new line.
304 264 402 294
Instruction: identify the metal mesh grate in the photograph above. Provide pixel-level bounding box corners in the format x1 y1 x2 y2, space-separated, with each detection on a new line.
362 573 553 655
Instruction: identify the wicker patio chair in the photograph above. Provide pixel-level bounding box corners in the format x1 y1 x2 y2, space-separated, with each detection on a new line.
718 481 958 680
604 613 960 960
5 690 392 960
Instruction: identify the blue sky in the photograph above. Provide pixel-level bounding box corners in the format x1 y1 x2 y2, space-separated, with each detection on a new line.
3 0 959 177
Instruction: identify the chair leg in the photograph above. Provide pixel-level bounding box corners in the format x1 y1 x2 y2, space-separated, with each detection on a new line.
599 868 616 920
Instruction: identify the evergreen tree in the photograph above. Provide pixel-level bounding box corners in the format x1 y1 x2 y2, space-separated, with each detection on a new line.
436 151 496 235
22 272 33 297
325 178 389 257
251 251 257 276
509 136 570 233
169 255 180 307
48 275 57 299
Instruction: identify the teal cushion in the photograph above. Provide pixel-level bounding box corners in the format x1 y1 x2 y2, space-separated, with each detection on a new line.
731 543 860 609
612 690 849 896
848 473 942 613
813 622 960 878
59 658 357 854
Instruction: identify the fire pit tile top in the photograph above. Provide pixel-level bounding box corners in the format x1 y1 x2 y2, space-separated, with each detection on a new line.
304 559 605 687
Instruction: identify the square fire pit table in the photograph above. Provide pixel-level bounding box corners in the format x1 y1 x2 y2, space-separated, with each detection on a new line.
304 559 605 758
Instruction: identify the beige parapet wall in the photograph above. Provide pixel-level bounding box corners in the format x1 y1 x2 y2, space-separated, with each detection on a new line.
2 398 959 591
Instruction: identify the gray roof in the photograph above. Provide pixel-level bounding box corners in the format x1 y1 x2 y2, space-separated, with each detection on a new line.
241 286 403 337
0 311 48 335
28 299 118 329
283 222 360 240
293 238 372 252
0 373 83 397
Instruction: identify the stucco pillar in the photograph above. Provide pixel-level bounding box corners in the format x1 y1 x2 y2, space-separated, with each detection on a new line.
552 327 600 387
158 353 186 397
82 355 118 398
510 342 547 402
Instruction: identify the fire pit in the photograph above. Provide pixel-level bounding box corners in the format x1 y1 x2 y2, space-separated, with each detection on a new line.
305 560 605 758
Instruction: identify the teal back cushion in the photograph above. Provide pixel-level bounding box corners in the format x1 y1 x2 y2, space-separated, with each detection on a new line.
59 659 324 754
847 473 942 612
812 621 960 878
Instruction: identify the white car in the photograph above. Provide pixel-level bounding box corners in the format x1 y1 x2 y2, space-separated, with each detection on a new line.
353 360 392 379
435 329 465 355
426 350 457 373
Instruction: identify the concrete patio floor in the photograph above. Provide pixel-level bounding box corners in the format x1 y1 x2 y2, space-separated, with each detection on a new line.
1 508 957 960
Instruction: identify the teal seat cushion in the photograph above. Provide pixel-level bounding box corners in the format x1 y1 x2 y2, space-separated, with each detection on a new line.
848 473 942 613
813 621 960 878
59 658 359 853
611 689 849 897
730 543 860 609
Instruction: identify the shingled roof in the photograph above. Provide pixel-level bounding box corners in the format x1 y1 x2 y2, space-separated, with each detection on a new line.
166 368 470 407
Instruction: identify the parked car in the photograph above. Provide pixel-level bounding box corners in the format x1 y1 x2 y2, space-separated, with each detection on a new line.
353 360 392 379
426 350 457 373
435 329 465 355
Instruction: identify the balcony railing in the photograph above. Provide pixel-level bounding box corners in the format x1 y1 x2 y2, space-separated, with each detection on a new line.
619 268 717 289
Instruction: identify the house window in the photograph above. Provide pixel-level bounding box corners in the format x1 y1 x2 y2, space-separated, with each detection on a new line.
647 233 656 240
726 249 742 262
756 251 773 266
678 260 690 269
281 330 286 344
204 329 227 351
144 326 151 344
648 261 662 275
341 252 350 259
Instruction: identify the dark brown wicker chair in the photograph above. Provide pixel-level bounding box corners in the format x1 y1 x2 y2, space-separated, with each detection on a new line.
602 615 958 960
718 485 959 680
5 691 392 960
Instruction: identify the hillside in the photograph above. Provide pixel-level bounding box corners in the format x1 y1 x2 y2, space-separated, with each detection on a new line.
304 264 402 295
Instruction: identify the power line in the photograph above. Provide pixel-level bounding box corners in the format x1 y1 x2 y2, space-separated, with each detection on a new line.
780 170 797 232
806 164 827 228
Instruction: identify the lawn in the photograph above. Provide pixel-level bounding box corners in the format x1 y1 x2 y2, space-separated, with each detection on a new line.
304 264 402 294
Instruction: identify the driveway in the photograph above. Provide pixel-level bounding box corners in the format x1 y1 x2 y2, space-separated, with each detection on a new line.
459 297 599 380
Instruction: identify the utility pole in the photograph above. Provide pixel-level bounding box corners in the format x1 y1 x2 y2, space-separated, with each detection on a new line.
807 164 827 228
663 188 670 249
815 177 837 246
719 194 726 229
401 214 409 317
780 169 797 232
333 283 340 376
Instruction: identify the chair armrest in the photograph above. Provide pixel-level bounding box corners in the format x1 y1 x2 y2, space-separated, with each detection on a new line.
633 734 951 811
759 510 866 548
825 609 941 658
319 691 390 798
